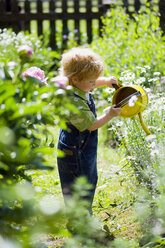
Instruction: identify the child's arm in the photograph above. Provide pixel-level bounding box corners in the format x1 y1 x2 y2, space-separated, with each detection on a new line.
95 76 118 88
87 105 121 131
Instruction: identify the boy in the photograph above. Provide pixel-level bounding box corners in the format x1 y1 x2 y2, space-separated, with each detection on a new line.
57 47 121 213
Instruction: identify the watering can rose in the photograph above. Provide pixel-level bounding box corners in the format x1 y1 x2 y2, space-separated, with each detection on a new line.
22 66 48 85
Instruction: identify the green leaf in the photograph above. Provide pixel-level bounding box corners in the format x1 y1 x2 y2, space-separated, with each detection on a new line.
25 76 46 86
57 149 64 158
10 102 46 119
0 83 16 104
32 147 54 155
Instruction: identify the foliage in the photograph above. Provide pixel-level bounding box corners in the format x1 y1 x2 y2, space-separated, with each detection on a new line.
0 29 60 81
0 5 165 247
0 74 75 246
104 66 164 190
62 177 111 248
91 6 165 78
0 29 80 247
95 66 165 247
90 6 165 246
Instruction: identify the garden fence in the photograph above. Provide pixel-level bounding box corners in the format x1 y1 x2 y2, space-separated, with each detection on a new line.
0 0 165 49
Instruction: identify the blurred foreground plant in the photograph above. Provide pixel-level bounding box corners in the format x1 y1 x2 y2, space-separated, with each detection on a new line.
0 60 79 247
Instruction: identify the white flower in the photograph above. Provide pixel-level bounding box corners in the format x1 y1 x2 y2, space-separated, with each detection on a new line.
145 134 156 141
148 141 156 149
148 78 154 82
127 156 136 161
97 184 107 191
136 77 146 85
153 72 161 76
150 149 159 156
144 65 151 70
140 67 146 73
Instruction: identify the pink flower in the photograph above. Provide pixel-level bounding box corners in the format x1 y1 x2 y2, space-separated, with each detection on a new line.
18 45 34 57
51 76 68 88
22 67 48 85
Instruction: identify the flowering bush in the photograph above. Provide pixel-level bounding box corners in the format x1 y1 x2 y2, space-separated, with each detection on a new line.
0 30 78 247
0 29 60 81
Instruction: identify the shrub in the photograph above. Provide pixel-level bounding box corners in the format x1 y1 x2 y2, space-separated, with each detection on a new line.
0 29 60 82
0 30 79 247
91 6 165 79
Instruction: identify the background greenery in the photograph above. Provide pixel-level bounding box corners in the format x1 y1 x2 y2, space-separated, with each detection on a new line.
0 4 165 248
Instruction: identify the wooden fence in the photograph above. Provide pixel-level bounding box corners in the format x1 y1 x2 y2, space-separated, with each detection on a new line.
0 0 165 50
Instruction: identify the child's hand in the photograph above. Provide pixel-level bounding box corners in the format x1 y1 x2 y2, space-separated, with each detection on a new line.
109 105 121 117
106 76 118 88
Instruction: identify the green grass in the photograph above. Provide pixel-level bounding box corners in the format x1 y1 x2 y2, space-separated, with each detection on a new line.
93 125 139 239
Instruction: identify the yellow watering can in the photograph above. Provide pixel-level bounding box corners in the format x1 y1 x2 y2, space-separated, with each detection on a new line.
112 83 150 135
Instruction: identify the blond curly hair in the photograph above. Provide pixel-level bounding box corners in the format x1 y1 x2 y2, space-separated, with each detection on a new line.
59 47 104 82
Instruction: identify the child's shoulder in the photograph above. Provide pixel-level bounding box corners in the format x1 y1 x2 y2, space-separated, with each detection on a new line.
67 92 90 113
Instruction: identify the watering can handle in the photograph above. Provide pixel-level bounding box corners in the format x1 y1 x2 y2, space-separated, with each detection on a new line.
112 84 120 90
112 83 121 108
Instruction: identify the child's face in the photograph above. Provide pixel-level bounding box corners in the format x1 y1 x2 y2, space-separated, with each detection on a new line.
72 75 98 92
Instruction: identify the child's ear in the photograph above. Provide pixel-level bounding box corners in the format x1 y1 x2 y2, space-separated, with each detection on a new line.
71 76 78 84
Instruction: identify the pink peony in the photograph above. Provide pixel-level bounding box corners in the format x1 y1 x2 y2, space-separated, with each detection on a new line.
52 75 68 88
18 45 34 57
22 66 48 85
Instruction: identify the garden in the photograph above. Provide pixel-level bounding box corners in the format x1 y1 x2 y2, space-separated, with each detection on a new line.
0 4 165 248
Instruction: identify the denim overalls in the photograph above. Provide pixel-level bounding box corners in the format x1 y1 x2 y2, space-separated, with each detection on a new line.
57 93 98 211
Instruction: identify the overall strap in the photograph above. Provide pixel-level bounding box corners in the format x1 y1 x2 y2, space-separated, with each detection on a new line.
67 92 97 131
73 93 94 112
68 92 97 118
73 93 89 105
73 93 97 118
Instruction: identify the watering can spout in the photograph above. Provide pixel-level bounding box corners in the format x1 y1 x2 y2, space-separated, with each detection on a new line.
138 112 150 135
